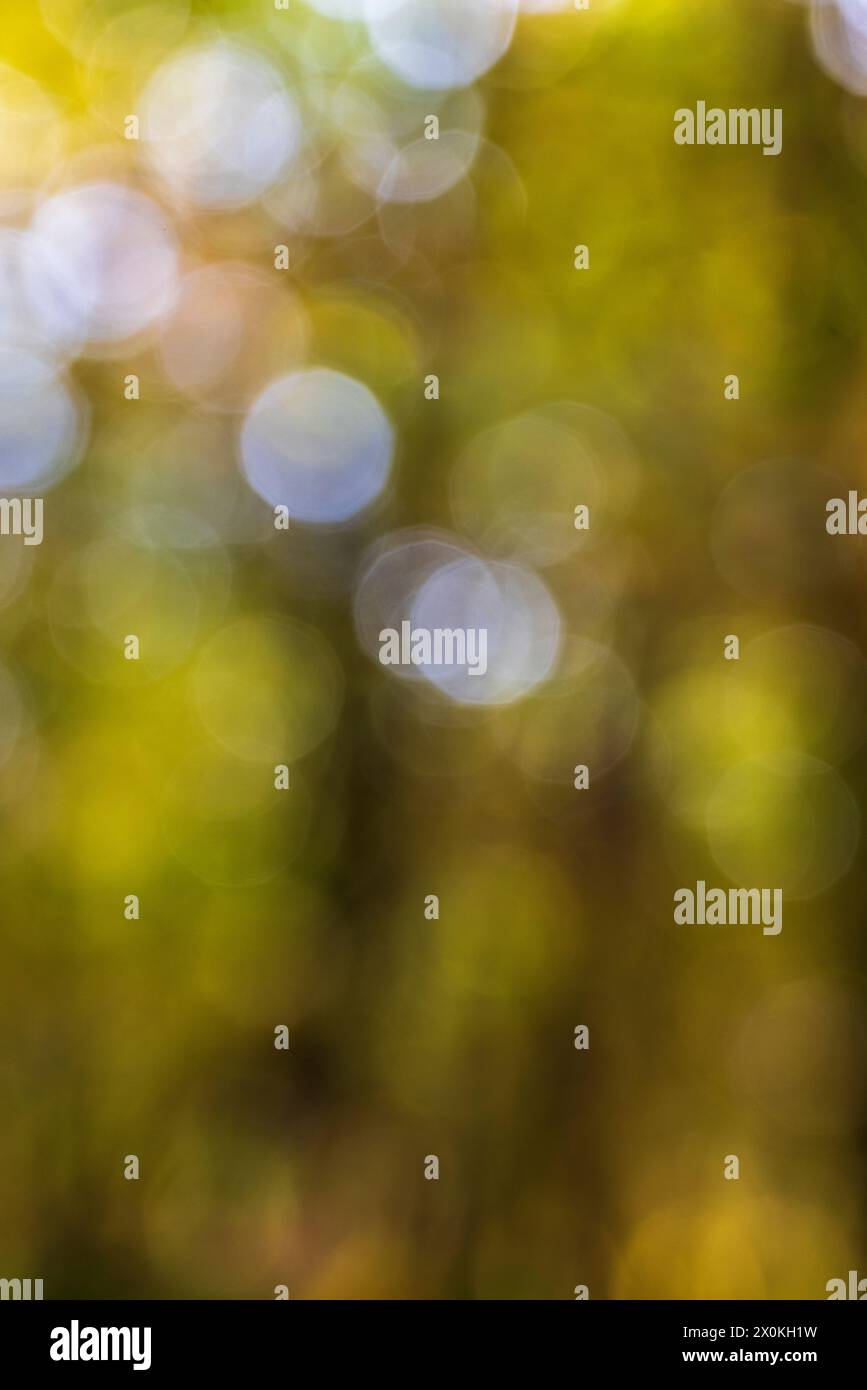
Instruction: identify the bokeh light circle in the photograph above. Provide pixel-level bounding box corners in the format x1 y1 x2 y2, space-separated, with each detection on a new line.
410 554 561 705
365 0 519 91
49 538 203 683
354 529 561 705
0 64 62 192
354 529 472 680
496 638 641 783
705 751 859 900
738 624 867 765
158 262 309 413
191 616 344 764
141 41 302 209
240 368 394 523
0 347 86 490
25 182 178 348
810 0 867 95
452 402 637 566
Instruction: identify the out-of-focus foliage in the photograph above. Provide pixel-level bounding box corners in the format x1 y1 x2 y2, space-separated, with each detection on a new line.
0 0 865 1299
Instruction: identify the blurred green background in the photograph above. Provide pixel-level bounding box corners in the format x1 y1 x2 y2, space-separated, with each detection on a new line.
0 0 865 1298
